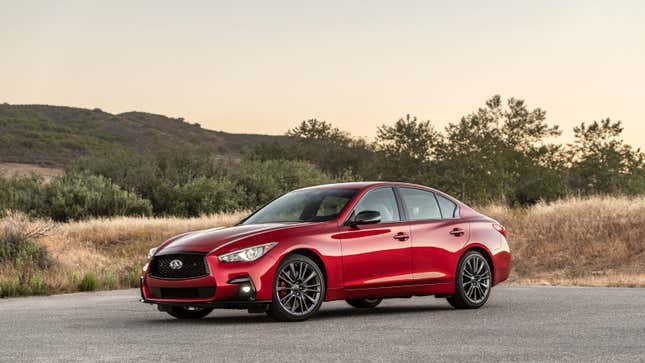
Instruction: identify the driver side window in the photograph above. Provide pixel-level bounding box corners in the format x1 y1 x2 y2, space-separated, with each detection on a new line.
353 188 401 223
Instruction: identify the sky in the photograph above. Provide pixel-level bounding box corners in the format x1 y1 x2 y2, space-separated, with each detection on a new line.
2 0 644 148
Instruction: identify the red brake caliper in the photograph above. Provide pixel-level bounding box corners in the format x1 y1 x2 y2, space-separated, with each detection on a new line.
278 280 287 298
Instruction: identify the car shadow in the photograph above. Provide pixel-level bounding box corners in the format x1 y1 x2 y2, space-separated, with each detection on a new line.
136 303 454 326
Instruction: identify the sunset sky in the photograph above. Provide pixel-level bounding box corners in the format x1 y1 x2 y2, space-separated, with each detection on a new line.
2 0 644 147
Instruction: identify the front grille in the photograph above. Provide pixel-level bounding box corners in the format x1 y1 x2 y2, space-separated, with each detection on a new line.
149 253 208 279
149 287 215 299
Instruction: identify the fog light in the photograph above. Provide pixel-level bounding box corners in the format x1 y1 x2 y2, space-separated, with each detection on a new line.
228 276 256 300
240 284 252 294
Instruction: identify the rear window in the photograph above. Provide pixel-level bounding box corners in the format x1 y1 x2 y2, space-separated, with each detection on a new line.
399 188 441 220
436 194 459 218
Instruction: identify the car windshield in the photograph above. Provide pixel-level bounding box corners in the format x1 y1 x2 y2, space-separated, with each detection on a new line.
242 188 359 225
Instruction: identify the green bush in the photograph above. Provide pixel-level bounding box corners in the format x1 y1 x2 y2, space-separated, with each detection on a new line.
234 159 335 209
80 272 98 291
72 151 337 216
0 174 47 216
44 173 153 221
29 274 49 295
0 173 153 221
166 177 242 217
0 279 20 298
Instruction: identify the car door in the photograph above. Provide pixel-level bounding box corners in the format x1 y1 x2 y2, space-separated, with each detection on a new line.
336 187 412 290
397 188 470 284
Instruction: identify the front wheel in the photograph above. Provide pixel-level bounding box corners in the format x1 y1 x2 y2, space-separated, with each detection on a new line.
165 306 213 319
447 251 492 309
269 254 326 322
346 298 382 309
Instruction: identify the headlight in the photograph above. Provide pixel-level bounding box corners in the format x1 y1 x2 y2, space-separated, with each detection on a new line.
218 242 278 263
147 247 158 260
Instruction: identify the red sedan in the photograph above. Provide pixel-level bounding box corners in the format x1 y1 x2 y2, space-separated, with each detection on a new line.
140 182 511 321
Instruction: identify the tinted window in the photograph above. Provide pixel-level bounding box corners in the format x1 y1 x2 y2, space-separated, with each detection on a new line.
399 188 441 220
243 188 358 224
353 188 400 223
436 194 459 218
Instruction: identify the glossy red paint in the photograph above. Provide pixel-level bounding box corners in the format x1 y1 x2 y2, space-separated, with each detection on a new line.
141 182 511 310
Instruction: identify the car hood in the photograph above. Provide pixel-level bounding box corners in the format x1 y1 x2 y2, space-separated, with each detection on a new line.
157 223 307 254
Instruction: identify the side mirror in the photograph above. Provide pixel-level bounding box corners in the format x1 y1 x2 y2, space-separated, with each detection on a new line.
351 210 381 226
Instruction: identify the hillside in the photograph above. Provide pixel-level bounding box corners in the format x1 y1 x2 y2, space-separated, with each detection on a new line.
0 103 289 166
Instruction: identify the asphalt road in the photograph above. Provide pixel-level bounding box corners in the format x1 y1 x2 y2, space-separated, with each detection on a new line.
1 286 644 362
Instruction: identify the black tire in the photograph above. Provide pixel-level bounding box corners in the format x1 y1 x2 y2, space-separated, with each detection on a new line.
447 250 492 309
346 298 383 309
166 306 213 319
269 254 326 322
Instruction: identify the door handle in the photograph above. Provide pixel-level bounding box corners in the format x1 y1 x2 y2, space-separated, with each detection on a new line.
449 228 465 236
393 232 410 241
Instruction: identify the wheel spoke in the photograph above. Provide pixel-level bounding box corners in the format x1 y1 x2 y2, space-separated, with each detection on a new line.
476 260 484 274
298 262 305 280
303 271 317 284
290 263 298 280
298 296 305 312
279 271 294 283
466 285 474 299
281 293 294 304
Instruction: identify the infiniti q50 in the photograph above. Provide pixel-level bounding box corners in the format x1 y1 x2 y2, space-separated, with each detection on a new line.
140 182 511 321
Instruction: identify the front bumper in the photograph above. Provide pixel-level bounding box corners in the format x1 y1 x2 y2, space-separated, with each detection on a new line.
140 252 278 307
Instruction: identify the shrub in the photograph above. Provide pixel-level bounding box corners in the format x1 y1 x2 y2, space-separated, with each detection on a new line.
0 213 53 269
166 177 242 217
80 272 98 291
0 279 20 298
0 174 47 215
44 173 153 221
71 151 337 216
234 159 334 209
0 173 153 221
102 272 114 289
29 274 49 295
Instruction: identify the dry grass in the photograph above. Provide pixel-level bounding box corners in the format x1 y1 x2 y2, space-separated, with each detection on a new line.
479 195 645 287
2 195 645 297
0 212 246 296
0 162 64 181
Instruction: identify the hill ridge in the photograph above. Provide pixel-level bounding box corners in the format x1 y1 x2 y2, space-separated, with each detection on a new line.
0 103 288 166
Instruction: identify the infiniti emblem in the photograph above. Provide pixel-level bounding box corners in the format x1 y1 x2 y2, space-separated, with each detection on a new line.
169 259 183 270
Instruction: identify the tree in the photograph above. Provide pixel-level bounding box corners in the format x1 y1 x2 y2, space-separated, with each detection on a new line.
254 119 376 178
374 114 441 182
436 95 563 205
287 119 352 145
567 119 645 195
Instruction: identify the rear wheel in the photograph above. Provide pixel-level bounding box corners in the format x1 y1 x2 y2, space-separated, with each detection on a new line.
269 254 325 322
166 306 213 319
447 251 492 309
346 298 382 309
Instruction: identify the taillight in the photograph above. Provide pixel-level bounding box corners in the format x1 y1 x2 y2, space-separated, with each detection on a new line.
493 223 506 237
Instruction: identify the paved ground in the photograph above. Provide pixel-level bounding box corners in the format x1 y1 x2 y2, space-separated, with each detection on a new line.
0 286 644 362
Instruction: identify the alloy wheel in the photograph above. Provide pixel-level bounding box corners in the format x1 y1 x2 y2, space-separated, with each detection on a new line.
276 260 322 316
461 254 491 304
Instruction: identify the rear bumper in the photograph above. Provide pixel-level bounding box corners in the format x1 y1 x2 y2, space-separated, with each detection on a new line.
492 243 511 285
140 253 278 307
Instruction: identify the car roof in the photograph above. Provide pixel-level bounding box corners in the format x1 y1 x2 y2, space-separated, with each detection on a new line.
296 181 438 192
